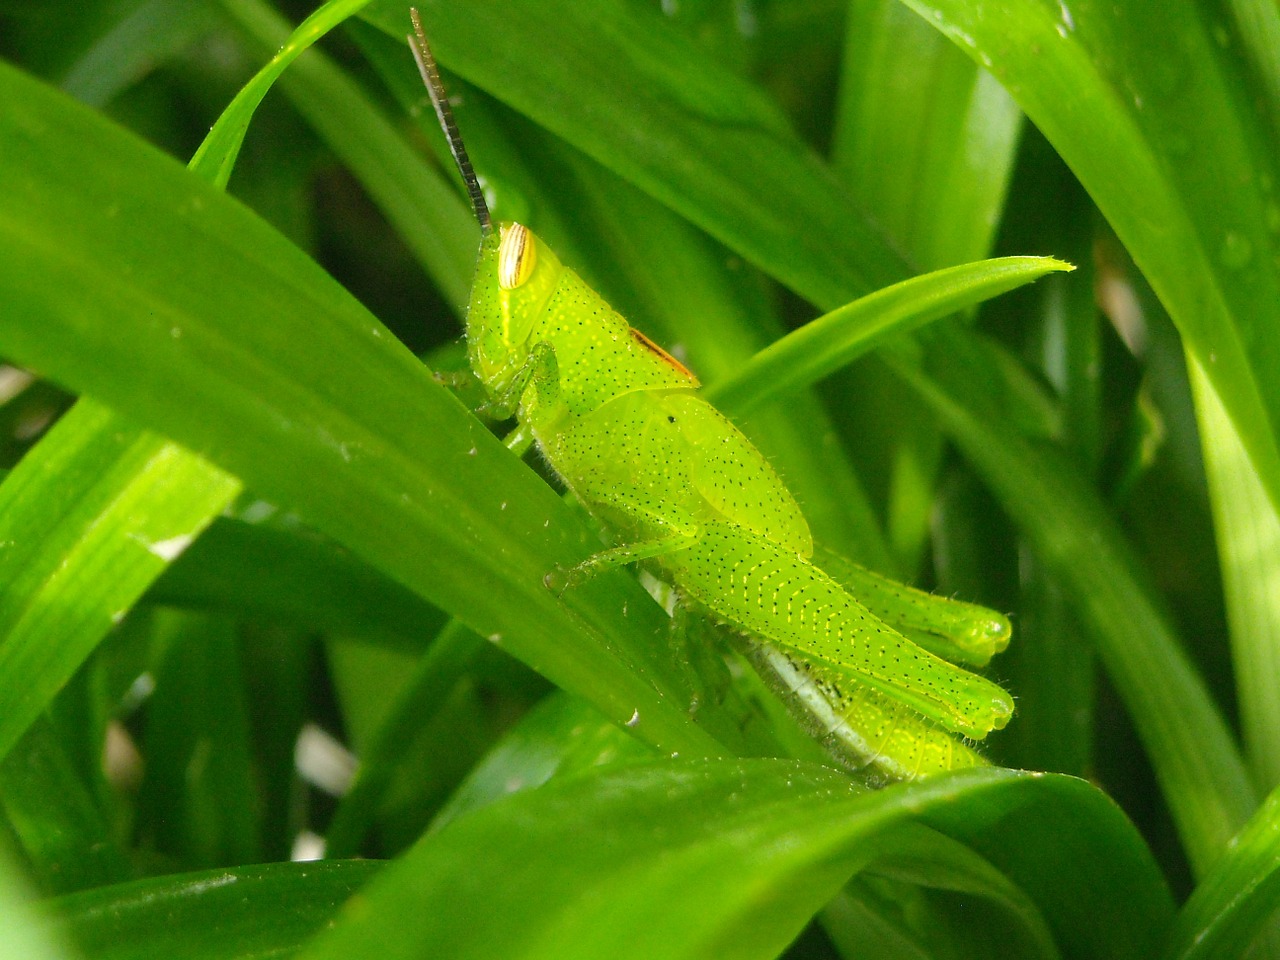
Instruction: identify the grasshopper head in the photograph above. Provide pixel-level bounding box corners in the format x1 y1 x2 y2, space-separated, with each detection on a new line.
466 221 564 396
404 18 563 401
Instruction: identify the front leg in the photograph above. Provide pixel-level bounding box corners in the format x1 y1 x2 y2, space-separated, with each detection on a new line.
547 524 699 594
477 340 561 422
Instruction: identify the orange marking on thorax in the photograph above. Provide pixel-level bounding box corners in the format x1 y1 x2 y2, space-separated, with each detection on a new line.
629 327 699 384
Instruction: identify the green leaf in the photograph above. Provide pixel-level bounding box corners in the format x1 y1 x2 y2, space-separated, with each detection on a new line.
191 0 377 190
0 0 387 772
50 860 384 960
365 0 909 301
1190 361 1280 792
298 760 1172 960
1165 782 1280 960
0 400 239 763
706 256 1073 416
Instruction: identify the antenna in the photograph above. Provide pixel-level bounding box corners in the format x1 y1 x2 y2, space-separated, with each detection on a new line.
408 8 493 235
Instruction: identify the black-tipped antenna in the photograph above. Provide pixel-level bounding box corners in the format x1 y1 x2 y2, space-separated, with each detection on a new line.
408 8 492 235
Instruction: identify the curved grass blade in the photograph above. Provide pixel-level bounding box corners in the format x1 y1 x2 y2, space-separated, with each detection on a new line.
705 256 1072 416
297 760 1171 960
191 0 376 189
428 694 1048 957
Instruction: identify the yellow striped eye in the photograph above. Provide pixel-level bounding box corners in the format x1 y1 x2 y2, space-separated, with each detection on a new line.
498 223 536 289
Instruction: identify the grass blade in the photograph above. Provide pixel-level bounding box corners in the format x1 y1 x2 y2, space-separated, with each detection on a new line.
706 256 1072 416
298 761 1171 960
191 0 377 189
833 0 1022 270
51 860 384 960
1165 783 1280 960
1190 362 1280 793
0 401 238 762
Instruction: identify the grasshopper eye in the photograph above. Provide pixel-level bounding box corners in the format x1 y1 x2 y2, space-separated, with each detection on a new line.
499 223 537 290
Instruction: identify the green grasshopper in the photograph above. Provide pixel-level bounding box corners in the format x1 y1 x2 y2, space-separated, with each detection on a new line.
407 11 1013 782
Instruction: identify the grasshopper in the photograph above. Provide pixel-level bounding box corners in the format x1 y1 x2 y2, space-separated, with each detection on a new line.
408 11 1013 781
